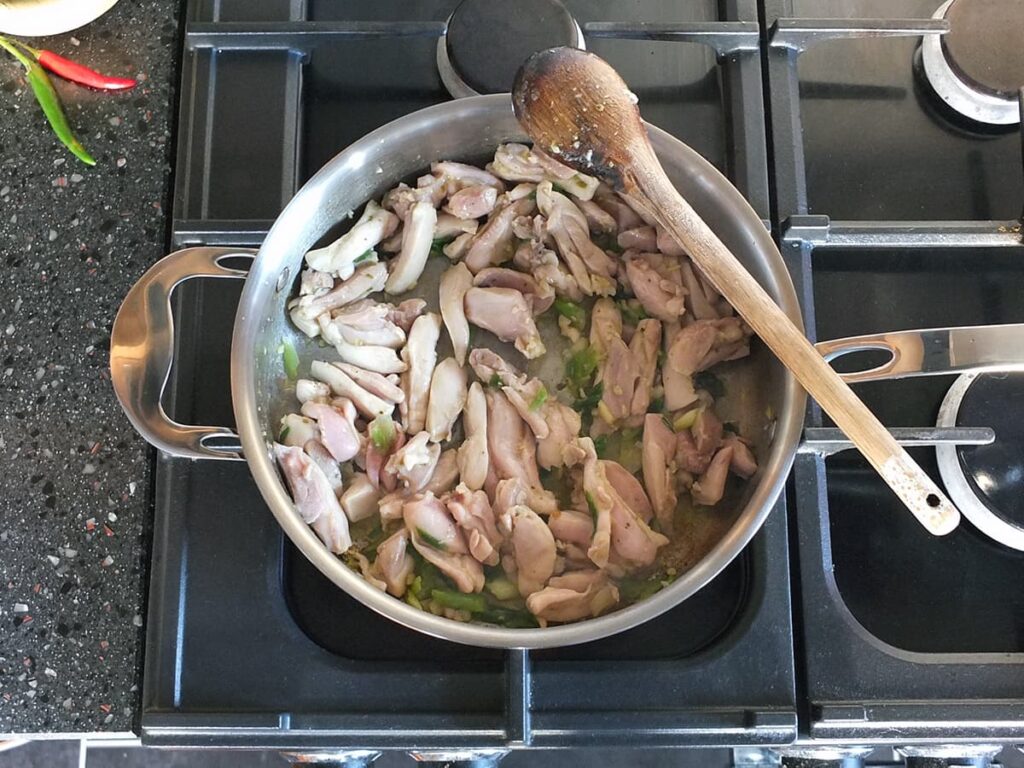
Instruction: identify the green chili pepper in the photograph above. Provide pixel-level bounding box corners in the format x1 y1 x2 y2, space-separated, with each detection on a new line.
352 248 376 265
0 37 95 166
431 589 488 613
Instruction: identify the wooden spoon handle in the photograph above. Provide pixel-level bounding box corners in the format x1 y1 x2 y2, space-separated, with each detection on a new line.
635 169 960 536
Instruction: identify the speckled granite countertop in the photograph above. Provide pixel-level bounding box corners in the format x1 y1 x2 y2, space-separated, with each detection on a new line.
0 0 180 735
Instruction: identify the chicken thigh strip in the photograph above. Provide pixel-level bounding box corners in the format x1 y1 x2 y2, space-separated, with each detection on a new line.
400 312 442 434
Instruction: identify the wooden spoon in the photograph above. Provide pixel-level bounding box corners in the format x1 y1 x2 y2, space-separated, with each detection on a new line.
512 47 960 536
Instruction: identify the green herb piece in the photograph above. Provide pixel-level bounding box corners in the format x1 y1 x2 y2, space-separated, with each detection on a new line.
694 371 725 399
485 576 520 602
278 425 291 442
488 373 504 389
352 248 376 265
416 527 447 551
414 556 455 595
553 298 587 331
618 577 664 602
565 346 599 392
529 385 548 411
0 37 95 166
368 413 396 453
431 589 488 613
282 341 300 380
618 300 648 326
593 434 609 457
573 381 603 412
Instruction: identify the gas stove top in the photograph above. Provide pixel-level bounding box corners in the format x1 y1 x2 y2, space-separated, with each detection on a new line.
142 0 1024 764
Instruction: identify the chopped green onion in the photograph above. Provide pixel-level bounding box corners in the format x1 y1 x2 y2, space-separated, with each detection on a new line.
593 434 609 457
618 300 648 326
406 591 423 610
282 341 299 380
573 381 603 412
529 385 548 411
416 527 447 551
429 236 453 258
488 373 504 389
486 576 520 602
553 298 587 331
431 589 488 613
673 408 701 432
409 575 424 598
278 425 291 442
477 607 539 628
352 248 377 265
368 413 396 453
585 491 599 527
565 346 599 392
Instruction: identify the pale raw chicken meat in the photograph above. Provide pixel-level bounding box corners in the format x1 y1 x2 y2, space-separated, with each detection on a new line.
385 431 441 494
464 196 536 273
642 414 678 534
513 239 583 302
602 460 654 524
422 448 460 495
692 445 735 506
693 409 723 457
335 363 404 404
667 320 718 378
373 529 414 597
456 382 489 491
303 438 344 497
593 190 644 231
467 349 547 438
295 379 330 404
426 357 468 443
434 213 479 240
443 232 473 260
675 429 711 475
563 438 613 569
607 474 668 569
339 472 380 522
575 199 617 234
403 493 485 593
305 201 399 279
353 552 387 593
310 360 393 418
274 443 352 551
365 429 405 492
464 286 546 359
300 268 333 298
485 390 557 515
318 315 408 374
431 161 505 193
526 570 619 624
547 509 594 548
291 262 388 329
629 319 662 417
500 504 556 598
656 224 687 257
472 267 555 314
400 312 441 434
588 297 622 359
438 263 473 366
279 413 317 447
383 180 444 220
723 435 758 479
598 336 639 425
537 181 616 296
617 226 657 251
680 262 718 320
300 400 361 463
492 477 527 520
325 301 406 348
487 143 599 200
386 200 437 294
446 185 498 219
446 483 503 566
387 298 428 333
697 317 751 370
535 402 581 470
623 252 687 323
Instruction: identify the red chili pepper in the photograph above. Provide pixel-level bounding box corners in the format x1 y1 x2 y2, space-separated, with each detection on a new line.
36 49 136 91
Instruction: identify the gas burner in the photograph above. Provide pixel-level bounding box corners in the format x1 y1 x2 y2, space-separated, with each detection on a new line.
921 0 1024 125
937 371 1024 550
436 0 584 99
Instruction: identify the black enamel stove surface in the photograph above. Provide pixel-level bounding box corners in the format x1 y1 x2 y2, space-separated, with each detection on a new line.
145 0 797 753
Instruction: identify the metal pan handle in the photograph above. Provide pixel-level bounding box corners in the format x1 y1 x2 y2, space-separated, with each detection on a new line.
815 324 1024 383
110 247 255 461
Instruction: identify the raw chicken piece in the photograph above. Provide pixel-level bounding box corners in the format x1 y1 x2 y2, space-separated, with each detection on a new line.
485 390 558 515
400 312 442 434
438 263 473 366
526 570 619 624
537 181 616 296
488 143 598 200
431 161 505 193
655 224 686 257
274 443 352 551
675 429 711 475
446 185 498 219
457 382 489 491
547 509 594 548
325 301 406 348
723 435 758 479
304 438 344 497
434 213 480 240
279 413 317 447
576 199 617 234
500 504 557 597
464 196 536 273
598 336 639 425
404 493 484 593
623 252 687 323
296 379 330 404
589 297 622 359
492 477 528 519
387 298 428 333
692 445 735 506
593 191 645 231
340 472 380 522
426 357 468 442
386 431 441 494
697 317 751 370
292 262 388 326
310 360 393 419
536 403 581 470
629 319 662 417
447 483 503 566
366 429 405 491
680 262 718 320
318 315 407 374
305 201 399 279
422 448 460 495
563 437 613 569
473 267 555 314
335 363 404 404
383 180 444 220
300 268 333 297
617 226 657 251
386 200 437 294
661 322 696 411
602 460 654 524
353 552 387 593
464 287 546 359
607 474 668 569
667 320 718 378
378 492 406 523
443 232 473 260
507 182 537 201
373 528 414 597
642 414 678 534
693 409 723 456
513 239 583 302
468 349 545 437
300 400 361 462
